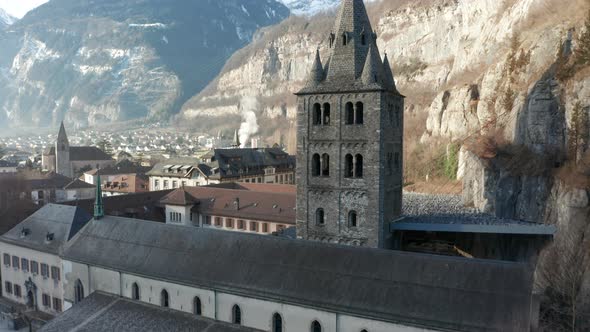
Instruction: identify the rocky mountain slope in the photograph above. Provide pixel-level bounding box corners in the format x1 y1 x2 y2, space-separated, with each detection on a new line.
0 8 16 28
0 0 288 128
277 0 340 16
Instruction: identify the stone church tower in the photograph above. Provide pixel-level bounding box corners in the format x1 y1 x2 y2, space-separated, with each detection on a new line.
55 122 72 178
295 0 404 248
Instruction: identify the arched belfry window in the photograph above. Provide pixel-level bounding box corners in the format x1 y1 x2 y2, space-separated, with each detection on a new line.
321 154 330 176
322 103 331 125
355 154 363 178
232 304 242 324
194 296 202 315
161 289 169 307
316 208 325 226
349 211 358 227
313 103 322 125
311 154 321 177
355 102 364 124
342 33 347 46
361 33 366 45
345 102 354 125
273 313 283 332
344 154 353 178
132 282 140 300
312 320 322 332
74 279 84 303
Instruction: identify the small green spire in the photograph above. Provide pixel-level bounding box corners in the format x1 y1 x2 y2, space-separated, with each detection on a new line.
94 173 104 219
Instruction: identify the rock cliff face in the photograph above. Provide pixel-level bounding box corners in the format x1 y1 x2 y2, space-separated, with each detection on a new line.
0 0 288 128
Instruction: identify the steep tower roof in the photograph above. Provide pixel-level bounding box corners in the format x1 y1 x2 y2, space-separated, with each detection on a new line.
232 129 241 148
94 173 104 220
57 121 69 145
304 49 324 87
361 43 385 86
382 53 398 92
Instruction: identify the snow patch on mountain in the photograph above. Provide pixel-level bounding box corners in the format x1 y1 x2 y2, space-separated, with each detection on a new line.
278 0 379 17
0 8 16 27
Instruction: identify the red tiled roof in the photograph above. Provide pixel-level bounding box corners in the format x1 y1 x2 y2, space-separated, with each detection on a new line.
160 185 295 224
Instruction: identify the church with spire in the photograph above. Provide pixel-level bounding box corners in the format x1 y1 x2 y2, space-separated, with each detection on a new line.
42 123 115 178
295 0 404 248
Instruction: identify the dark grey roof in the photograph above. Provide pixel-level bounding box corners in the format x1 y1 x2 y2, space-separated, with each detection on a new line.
207 148 295 179
63 217 535 331
44 146 112 161
0 204 91 254
39 292 262 332
0 160 18 167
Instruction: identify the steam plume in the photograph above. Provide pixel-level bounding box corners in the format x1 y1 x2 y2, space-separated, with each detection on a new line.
238 96 259 148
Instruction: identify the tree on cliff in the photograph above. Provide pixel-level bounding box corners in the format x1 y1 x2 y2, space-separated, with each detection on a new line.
568 102 590 163
575 10 590 66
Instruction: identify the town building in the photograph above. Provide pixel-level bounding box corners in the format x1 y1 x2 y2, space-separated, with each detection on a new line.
42 123 115 178
0 204 92 315
25 172 95 205
160 183 295 234
147 148 295 191
101 174 149 196
295 0 403 248
0 160 18 173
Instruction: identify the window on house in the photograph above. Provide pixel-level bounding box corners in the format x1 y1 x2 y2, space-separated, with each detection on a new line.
172 181 178 188
161 289 169 307
14 285 21 298
349 211 358 227
41 264 49 278
316 208 325 226
21 258 28 272
321 154 330 177
3 254 10 267
355 102 364 124
12 256 19 270
273 313 283 332
215 217 222 227
51 266 61 281
132 283 140 300
312 103 322 125
226 218 234 228
4 281 12 294
249 222 258 232
74 279 84 303
355 154 363 178
345 102 354 125
262 223 269 233
344 154 353 178
154 180 159 188
311 154 321 177
53 298 62 312
232 304 242 324
238 220 245 230
322 103 331 125
163 180 169 189
205 216 211 225
312 320 322 332
31 261 39 275
194 296 202 315
42 293 50 307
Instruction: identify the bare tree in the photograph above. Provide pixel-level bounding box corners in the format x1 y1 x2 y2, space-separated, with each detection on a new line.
538 231 590 331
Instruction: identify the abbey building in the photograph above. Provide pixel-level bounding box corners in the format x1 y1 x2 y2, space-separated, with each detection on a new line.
295 0 404 248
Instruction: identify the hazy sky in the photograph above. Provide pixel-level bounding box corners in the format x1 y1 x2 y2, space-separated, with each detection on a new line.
0 0 49 18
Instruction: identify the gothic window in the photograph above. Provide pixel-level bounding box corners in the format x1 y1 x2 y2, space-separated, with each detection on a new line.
349 211 358 227
194 296 202 315
321 154 330 176
345 102 354 125
394 152 400 170
161 289 169 307
387 153 393 175
315 208 325 226
361 33 366 45
232 304 242 324
273 313 283 332
344 154 353 178
342 33 347 46
313 103 322 125
312 320 322 332
322 103 331 125
132 283 140 300
355 154 363 178
74 279 84 303
355 102 364 124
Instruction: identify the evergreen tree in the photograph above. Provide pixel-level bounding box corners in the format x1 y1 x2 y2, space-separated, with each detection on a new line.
575 10 590 66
